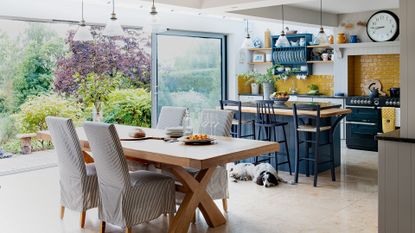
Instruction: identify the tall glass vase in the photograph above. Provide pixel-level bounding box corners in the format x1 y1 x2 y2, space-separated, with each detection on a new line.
92 102 104 122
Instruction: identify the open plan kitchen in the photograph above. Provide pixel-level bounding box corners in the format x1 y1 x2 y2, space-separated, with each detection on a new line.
1 0 414 233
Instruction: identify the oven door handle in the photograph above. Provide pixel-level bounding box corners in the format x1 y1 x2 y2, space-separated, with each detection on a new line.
345 121 377 126
345 105 377 109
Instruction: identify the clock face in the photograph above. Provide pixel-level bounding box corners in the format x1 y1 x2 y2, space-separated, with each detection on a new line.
367 10 399 42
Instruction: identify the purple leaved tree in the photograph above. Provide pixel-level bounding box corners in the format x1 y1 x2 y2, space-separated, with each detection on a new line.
54 27 151 95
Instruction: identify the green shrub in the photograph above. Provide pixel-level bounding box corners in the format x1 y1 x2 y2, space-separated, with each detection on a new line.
0 115 17 145
0 95 7 113
104 89 151 127
15 93 83 134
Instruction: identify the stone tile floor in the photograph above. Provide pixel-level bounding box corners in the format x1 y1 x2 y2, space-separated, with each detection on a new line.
0 143 378 233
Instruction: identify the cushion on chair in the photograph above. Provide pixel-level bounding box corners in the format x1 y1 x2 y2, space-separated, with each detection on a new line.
129 170 174 187
232 119 254 125
297 125 331 132
156 106 187 129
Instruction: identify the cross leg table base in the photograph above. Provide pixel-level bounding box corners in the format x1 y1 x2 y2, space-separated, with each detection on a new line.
167 166 226 233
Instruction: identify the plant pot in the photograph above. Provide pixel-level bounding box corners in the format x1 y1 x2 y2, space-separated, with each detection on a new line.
251 83 259 95
262 83 274 100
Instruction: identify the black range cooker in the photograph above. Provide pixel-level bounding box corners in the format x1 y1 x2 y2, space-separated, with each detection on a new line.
345 96 400 151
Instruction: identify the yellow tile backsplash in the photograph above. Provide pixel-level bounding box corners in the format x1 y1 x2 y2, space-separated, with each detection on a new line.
275 75 334 95
348 54 400 96
238 75 334 96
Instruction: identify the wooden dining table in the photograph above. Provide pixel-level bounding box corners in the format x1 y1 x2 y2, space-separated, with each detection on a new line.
38 124 280 233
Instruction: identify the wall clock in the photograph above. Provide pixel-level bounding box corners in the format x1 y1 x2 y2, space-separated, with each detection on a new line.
366 10 399 42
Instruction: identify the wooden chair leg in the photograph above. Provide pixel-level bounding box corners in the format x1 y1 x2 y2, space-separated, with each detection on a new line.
60 206 65 219
222 198 228 212
125 227 132 233
100 221 106 233
168 213 175 226
80 211 86 228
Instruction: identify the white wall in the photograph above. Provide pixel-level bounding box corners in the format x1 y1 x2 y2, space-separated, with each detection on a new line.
335 9 399 43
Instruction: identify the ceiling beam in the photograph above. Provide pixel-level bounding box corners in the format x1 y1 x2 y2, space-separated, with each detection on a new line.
200 0 311 10
229 5 338 27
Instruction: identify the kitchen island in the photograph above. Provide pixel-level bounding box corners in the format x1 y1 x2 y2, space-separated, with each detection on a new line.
225 101 351 174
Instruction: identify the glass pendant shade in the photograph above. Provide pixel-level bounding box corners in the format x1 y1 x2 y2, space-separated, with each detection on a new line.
103 14 124 37
74 21 93 41
73 0 93 42
103 0 124 38
240 36 252 49
315 28 328 44
150 14 166 33
275 32 290 47
314 0 328 45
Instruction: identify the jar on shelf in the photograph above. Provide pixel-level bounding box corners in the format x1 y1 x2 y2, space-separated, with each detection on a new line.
336 33 347 44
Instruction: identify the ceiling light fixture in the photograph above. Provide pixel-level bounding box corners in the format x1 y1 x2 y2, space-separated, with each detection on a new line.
275 5 290 47
73 0 93 41
315 0 328 44
149 0 166 33
240 19 252 49
103 0 124 37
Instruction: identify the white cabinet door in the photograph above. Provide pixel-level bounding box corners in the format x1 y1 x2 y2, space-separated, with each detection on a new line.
239 95 263 102
296 97 313 102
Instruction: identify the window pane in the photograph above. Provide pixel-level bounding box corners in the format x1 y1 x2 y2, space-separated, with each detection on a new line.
157 34 223 129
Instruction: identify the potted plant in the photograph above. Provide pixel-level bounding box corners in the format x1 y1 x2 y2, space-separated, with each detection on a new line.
241 71 262 95
75 72 120 122
256 65 282 99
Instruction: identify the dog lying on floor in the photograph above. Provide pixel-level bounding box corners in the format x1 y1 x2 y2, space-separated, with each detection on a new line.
229 163 287 188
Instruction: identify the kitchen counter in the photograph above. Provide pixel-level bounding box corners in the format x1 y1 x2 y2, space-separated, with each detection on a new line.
290 94 346 99
225 101 351 118
375 129 415 143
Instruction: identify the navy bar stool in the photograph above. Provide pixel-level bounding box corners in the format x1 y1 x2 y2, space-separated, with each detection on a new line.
254 100 292 175
220 100 255 139
293 104 336 187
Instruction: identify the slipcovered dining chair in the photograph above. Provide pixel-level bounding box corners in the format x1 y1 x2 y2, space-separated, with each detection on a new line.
156 106 187 129
83 122 176 233
45 117 99 229
193 109 234 213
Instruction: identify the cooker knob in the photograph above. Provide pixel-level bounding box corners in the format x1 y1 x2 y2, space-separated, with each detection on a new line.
386 101 390 105
397 101 400 105
393 101 397 105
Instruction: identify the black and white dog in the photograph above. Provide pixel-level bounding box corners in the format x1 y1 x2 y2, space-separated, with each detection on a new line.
229 163 286 188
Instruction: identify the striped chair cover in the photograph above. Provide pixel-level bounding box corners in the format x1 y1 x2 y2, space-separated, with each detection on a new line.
83 122 176 228
196 109 234 200
156 106 187 129
45 117 99 212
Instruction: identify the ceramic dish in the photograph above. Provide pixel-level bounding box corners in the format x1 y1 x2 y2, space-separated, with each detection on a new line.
272 97 289 105
180 137 215 145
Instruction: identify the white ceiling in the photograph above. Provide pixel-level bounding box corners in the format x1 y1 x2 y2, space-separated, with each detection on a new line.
290 0 399 14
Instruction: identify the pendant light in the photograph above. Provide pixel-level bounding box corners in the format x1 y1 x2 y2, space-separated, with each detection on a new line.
148 0 166 33
103 0 124 37
240 19 252 49
315 0 328 44
73 0 93 41
275 5 290 47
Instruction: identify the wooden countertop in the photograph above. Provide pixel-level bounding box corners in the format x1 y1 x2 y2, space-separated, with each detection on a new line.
225 101 351 118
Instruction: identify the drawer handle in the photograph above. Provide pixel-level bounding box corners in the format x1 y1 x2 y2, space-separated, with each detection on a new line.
345 121 376 126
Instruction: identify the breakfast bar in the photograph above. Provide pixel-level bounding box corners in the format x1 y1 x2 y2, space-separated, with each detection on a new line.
226 102 351 174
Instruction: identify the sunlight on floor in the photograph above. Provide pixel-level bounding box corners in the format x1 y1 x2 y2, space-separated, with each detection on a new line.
0 143 378 233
